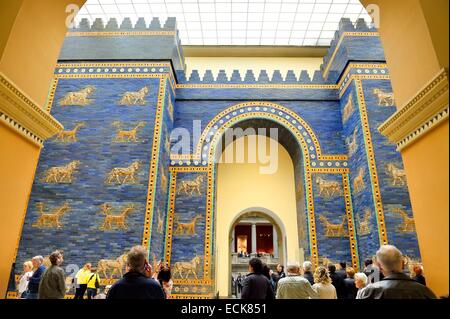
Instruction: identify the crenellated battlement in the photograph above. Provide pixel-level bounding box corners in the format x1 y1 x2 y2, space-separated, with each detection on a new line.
69 17 178 32
176 69 332 85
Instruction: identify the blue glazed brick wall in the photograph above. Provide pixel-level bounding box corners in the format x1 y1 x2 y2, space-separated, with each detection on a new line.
15 77 162 275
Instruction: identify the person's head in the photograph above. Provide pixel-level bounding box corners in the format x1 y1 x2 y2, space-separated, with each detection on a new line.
314 266 331 285
276 264 284 273
157 266 172 283
31 256 43 269
49 250 64 266
364 258 373 268
84 263 92 270
413 264 423 276
346 267 355 279
127 245 148 273
339 262 346 270
354 272 368 289
302 261 313 273
262 264 271 280
90 267 97 273
376 245 404 276
23 261 33 273
248 258 263 274
327 263 336 274
286 262 301 275
104 285 112 295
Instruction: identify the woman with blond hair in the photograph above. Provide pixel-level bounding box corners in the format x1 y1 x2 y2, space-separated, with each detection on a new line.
17 261 33 299
312 266 337 299
354 272 368 299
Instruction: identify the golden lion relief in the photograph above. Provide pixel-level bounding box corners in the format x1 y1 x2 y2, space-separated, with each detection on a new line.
32 202 70 229
99 203 135 231
106 161 141 185
112 121 146 143
119 86 149 105
318 215 348 237
59 86 95 106
43 160 80 184
172 255 202 279
54 123 85 143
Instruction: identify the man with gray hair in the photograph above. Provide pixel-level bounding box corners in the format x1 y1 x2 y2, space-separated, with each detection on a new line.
357 245 436 299
27 255 46 299
302 261 314 285
276 261 317 299
107 246 164 299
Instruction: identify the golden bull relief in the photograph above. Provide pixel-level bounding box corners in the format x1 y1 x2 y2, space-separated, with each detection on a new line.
172 255 202 279
118 86 149 105
356 208 371 236
346 128 358 157
43 160 81 184
59 86 95 106
373 88 395 106
342 96 354 123
177 175 204 196
315 177 342 198
106 161 141 185
353 167 365 193
97 254 128 279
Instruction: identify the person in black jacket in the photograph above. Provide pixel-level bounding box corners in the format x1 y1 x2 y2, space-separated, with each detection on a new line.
336 262 347 280
241 258 275 300
358 245 436 299
107 246 164 299
343 267 358 299
412 264 427 286
328 264 345 299
27 256 46 299
302 261 315 285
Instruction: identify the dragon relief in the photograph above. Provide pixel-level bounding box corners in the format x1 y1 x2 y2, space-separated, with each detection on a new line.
386 163 407 187
54 123 85 143
98 203 135 231
112 121 146 143
32 202 70 229
342 96 354 123
391 208 415 233
318 215 348 237
173 214 203 236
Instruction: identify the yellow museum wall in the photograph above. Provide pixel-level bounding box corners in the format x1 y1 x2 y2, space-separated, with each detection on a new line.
0 0 85 107
402 120 449 297
216 136 299 296
185 57 323 80
0 123 40 298
0 0 85 298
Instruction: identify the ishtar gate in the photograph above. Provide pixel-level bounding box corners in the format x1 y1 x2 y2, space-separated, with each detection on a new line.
0 0 448 299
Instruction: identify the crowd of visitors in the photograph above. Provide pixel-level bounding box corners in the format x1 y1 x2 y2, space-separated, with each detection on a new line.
16 244 437 299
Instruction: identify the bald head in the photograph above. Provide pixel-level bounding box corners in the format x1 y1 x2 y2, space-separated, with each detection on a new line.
376 245 404 275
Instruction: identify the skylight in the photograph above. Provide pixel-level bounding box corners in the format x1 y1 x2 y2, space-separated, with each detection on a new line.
74 0 372 46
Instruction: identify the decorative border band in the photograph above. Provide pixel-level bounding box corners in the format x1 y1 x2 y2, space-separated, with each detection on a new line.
66 31 177 37
378 68 449 151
